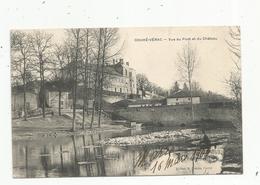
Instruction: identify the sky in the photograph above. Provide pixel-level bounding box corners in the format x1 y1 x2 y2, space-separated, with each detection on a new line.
118 27 236 96
27 26 237 96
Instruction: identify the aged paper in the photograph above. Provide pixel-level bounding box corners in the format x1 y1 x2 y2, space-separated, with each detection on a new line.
11 26 242 177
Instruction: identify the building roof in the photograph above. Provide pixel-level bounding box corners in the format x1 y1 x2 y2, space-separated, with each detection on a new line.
104 65 123 76
167 90 200 98
12 85 36 94
11 82 38 94
45 81 73 92
65 60 126 77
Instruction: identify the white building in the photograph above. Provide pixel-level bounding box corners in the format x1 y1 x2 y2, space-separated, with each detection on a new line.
167 90 200 105
104 58 137 95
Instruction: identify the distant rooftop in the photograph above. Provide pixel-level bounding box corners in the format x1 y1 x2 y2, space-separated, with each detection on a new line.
167 90 200 98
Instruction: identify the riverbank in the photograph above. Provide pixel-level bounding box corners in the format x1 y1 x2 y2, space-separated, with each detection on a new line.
100 126 242 174
101 128 229 147
12 115 129 140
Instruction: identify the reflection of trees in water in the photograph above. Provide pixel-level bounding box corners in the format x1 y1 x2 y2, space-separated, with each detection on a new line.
40 146 50 177
82 135 92 176
66 134 107 177
98 133 106 176
59 145 65 176
18 128 230 177
24 145 29 178
90 134 106 176
90 134 100 175
71 135 80 176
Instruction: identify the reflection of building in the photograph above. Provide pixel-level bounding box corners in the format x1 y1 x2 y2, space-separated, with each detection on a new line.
167 90 200 105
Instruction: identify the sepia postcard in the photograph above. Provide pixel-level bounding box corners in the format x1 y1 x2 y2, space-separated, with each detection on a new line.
11 26 242 178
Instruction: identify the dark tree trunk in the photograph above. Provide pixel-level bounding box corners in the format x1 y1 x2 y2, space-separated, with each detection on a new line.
72 30 80 132
90 29 102 128
72 61 78 131
71 135 79 176
40 58 46 118
42 76 45 118
98 28 107 128
59 145 64 173
58 90 61 116
82 29 89 130
23 58 27 121
188 75 194 121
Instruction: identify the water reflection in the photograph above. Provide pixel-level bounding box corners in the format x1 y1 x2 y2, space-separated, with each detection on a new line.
13 129 228 178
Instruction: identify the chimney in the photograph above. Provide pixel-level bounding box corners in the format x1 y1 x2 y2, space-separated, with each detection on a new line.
119 58 123 64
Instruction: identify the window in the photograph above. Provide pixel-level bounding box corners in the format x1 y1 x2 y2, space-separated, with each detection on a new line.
188 98 191 100
120 88 122 93
115 88 117 92
176 98 178 101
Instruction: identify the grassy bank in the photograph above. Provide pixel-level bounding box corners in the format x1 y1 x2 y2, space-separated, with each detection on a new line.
12 115 129 140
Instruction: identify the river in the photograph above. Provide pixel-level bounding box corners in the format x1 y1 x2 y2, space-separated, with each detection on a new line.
12 127 240 178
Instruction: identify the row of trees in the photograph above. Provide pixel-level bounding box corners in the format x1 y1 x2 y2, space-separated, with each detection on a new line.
11 31 54 121
11 28 121 131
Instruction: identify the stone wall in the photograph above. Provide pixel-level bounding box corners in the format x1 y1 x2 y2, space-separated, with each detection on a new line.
113 103 238 126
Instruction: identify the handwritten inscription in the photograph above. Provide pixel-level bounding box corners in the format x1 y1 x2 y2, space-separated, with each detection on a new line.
150 149 213 173
134 146 221 174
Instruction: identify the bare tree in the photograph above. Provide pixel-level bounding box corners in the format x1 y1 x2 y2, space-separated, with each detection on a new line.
226 71 241 102
81 28 92 129
225 26 241 130
97 28 107 128
29 31 53 118
11 31 33 120
226 27 241 71
88 28 121 128
90 28 103 128
52 44 73 116
66 28 84 131
97 28 120 127
170 81 180 95
136 73 151 99
191 81 202 93
176 42 199 121
225 27 241 103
